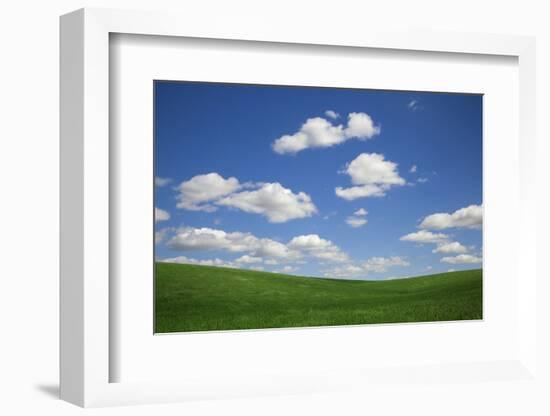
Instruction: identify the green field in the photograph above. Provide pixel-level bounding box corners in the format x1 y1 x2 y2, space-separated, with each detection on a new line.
155 262 482 333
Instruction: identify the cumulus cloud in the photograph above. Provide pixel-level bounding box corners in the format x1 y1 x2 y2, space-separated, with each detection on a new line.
335 184 386 200
385 275 411 281
346 208 368 228
432 241 468 254
167 227 262 253
271 117 343 154
344 112 381 139
410 165 417 173
346 217 367 228
155 232 164 245
417 177 428 183
176 173 241 212
254 239 291 258
217 182 317 223
335 153 405 201
324 256 409 279
324 110 340 119
155 227 172 245
441 254 482 264
272 112 380 154
288 234 349 263
279 265 299 274
155 207 170 222
420 204 483 230
401 224 474 264
344 153 405 186
362 256 410 273
160 255 236 268
176 173 317 223
155 176 172 187
324 264 364 278
249 265 265 271
400 230 449 244
165 226 348 264
235 255 263 264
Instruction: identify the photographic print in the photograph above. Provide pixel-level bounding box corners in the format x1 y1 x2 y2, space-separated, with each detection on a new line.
154 81 482 333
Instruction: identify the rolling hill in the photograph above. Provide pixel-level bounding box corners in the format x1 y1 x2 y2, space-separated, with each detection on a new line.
155 262 482 333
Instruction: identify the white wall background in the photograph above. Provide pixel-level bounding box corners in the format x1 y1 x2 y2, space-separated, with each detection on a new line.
0 1 548 415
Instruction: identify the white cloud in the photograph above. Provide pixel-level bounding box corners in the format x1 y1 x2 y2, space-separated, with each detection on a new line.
248 265 265 271
176 173 241 212
385 275 410 280
324 110 340 119
272 112 380 154
217 182 317 223
410 165 417 173
155 176 172 187
271 132 308 155
400 230 449 244
160 255 236 268
167 227 259 252
346 216 367 228
324 256 409 279
166 226 347 264
346 208 368 228
155 207 170 222
155 232 164 245
432 241 469 254
235 255 263 264
343 112 381 139
272 117 343 154
155 227 172 245
301 117 344 147
408 99 421 111
420 204 482 230
441 254 482 264
254 239 291 258
362 256 410 273
279 265 299 274
335 153 405 201
288 234 349 263
417 177 428 183
287 234 330 251
345 153 405 186
335 184 386 200
176 173 317 223
324 264 364 278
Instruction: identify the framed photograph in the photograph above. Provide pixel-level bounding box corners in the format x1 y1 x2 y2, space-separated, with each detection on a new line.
60 8 539 408
152 80 483 334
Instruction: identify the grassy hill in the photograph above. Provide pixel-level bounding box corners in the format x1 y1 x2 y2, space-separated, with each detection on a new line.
155 262 482 333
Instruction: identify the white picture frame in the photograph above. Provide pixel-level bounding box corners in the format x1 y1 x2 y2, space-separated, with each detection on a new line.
60 7 538 408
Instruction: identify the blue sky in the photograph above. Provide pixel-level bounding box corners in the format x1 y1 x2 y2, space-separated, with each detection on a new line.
154 81 482 280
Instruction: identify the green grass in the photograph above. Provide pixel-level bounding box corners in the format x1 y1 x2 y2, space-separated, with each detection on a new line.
155 262 482 333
